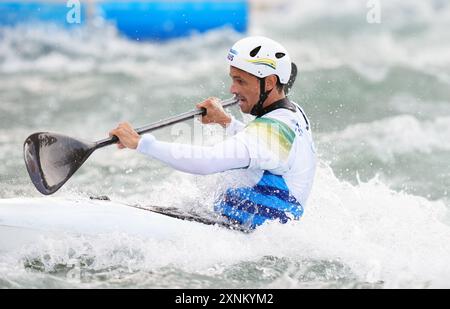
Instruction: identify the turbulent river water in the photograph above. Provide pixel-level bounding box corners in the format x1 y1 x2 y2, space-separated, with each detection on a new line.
0 0 449 288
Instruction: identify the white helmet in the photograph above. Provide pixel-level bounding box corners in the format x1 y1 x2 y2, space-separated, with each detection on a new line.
227 36 292 84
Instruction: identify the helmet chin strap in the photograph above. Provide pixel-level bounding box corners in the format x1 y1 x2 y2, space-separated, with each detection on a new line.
250 77 273 117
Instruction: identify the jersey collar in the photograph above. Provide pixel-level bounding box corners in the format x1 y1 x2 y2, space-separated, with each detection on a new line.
256 97 296 118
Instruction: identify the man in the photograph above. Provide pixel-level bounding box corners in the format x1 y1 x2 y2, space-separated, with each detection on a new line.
110 36 316 229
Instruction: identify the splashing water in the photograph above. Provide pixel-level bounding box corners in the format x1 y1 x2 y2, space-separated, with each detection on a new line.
1 0 449 288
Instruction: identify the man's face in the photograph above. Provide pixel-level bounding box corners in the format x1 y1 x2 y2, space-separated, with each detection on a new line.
229 66 260 114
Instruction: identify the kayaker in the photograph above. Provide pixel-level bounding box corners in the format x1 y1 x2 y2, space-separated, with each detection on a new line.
110 36 317 229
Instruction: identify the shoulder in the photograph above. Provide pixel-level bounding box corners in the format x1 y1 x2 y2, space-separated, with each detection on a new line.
248 116 293 133
249 109 297 135
245 116 296 148
268 101 311 133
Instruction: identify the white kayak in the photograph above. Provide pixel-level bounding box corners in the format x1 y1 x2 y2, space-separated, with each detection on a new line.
0 197 244 252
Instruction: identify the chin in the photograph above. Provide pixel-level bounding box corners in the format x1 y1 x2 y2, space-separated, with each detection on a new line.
238 101 251 114
239 105 251 114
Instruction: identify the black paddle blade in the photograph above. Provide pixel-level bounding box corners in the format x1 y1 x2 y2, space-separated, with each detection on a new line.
23 132 95 195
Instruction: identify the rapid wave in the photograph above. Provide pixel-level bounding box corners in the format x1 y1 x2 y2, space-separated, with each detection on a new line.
1 0 449 288
252 0 450 83
2 2 450 83
1 162 449 288
318 114 450 162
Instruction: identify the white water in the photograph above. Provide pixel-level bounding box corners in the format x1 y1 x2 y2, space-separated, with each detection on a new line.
319 115 450 162
1 0 450 288
1 163 449 288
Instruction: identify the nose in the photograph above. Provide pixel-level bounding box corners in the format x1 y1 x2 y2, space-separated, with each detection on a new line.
230 82 238 95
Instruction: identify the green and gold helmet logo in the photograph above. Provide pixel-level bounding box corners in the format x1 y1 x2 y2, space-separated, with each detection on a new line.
246 58 277 70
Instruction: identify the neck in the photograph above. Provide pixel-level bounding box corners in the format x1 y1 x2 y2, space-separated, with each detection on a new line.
262 90 286 109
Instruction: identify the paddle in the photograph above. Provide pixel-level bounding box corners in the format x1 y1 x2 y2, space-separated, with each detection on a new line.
23 97 238 195
24 62 298 196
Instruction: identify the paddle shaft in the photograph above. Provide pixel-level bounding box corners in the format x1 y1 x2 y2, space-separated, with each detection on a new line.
94 97 238 149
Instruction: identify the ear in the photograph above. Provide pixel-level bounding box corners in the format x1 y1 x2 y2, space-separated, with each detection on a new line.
265 75 277 91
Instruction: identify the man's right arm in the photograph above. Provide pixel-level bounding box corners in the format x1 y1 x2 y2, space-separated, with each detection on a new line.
136 134 250 175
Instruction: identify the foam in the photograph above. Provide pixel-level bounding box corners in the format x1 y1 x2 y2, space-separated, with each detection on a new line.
1 162 449 288
318 114 450 162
